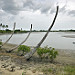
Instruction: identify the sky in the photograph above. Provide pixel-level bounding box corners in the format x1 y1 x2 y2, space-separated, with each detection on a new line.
0 0 75 30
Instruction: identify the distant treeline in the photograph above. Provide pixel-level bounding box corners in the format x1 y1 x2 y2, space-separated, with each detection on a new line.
0 29 75 34
58 30 75 32
0 29 27 34
32 29 75 32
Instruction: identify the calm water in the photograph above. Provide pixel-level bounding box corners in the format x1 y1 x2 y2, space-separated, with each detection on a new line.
0 32 75 50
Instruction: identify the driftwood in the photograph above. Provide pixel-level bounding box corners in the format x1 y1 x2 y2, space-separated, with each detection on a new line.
7 24 32 52
1 22 16 47
24 6 59 60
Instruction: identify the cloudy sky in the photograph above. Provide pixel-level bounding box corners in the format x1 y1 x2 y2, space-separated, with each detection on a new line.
0 0 75 30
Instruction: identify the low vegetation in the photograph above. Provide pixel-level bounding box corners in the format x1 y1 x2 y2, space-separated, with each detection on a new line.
17 45 58 63
18 45 30 56
0 43 75 75
42 65 75 75
64 65 75 75
0 41 2 45
37 46 58 62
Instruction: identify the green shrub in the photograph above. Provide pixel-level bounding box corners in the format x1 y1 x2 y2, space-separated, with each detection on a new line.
18 45 30 55
37 47 44 59
48 48 58 62
37 46 58 62
0 41 2 45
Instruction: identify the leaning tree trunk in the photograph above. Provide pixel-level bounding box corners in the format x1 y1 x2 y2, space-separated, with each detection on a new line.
7 24 32 52
24 6 59 60
1 22 16 47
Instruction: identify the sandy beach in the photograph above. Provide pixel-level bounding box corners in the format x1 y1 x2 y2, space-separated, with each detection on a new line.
0 43 75 75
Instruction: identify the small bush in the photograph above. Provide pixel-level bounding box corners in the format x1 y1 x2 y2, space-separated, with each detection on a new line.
0 41 2 45
37 47 44 59
37 46 58 62
48 47 58 62
18 45 30 56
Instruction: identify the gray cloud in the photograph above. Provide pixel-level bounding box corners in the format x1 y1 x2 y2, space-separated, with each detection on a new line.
68 10 75 16
0 0 57 15
50 8 56 14
23 0 56 14
1 0 73 15
0 0 23 15
23 0 34 8
59 5 67 13
40 4 52 14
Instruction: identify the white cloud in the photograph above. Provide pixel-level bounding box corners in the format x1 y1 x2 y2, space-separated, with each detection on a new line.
0 0 75 30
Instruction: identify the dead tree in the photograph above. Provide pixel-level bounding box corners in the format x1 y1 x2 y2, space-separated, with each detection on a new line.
1 22 16 47
24 6 59 60
7 24 32 52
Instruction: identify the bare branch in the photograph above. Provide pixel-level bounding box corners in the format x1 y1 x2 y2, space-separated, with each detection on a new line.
24 6 59 60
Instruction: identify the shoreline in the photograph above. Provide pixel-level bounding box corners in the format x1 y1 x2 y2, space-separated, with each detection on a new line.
1 43 75 64
0 43 75 75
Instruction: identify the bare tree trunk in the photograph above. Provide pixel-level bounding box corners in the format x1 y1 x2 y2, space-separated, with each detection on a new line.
1 22 16 47
7 24 32 52
24 6 59 60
